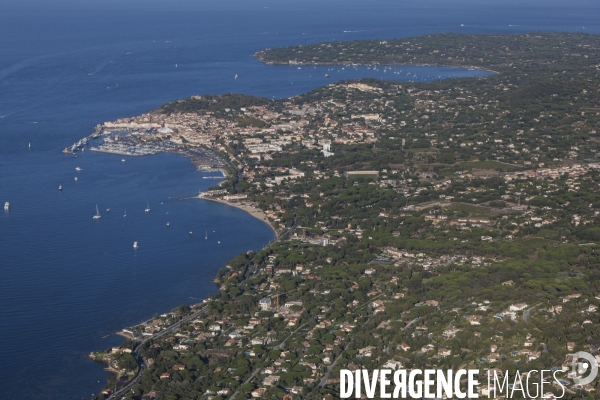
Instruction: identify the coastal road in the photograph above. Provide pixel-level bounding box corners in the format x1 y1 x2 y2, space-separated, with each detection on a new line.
266 212 297 248
108 307 207 400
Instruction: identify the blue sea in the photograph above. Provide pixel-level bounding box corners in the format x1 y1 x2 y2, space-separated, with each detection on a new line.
1 0 599 398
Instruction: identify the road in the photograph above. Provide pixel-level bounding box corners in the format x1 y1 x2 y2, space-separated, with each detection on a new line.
108 307 207 399
227 358 268 400
318 340 353 388
268 213 297 247
275 323 306 350
523 303 541 322
318 305 378 388
225 323 306 400
403 317 419 331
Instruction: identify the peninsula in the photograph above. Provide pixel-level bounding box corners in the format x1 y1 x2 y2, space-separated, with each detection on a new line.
86 33 600 400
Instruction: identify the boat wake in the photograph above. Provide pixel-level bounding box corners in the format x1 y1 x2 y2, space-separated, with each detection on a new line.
88 61 109 76
343 29 378 33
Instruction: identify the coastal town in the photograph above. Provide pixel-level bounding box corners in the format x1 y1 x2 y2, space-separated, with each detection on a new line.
87 33 600 400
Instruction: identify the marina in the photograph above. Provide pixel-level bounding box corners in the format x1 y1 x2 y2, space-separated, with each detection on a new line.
64 126 228 177
1 0 593 397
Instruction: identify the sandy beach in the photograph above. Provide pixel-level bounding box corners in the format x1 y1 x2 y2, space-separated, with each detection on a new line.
198 196 277 234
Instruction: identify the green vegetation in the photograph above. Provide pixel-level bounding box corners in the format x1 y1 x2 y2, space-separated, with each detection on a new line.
236 116 267 128
158 94 271 115
94 32 600 400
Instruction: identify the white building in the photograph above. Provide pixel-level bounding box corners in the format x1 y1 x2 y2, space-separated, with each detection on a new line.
322 143 334 157
259 297 272 310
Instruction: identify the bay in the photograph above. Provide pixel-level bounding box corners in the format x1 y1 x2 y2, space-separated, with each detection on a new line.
0 0 598 398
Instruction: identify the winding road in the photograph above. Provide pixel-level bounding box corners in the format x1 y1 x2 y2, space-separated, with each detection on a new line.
108 306 207 399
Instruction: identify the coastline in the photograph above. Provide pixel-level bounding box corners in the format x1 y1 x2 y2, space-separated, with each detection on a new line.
258 59 500 75
198 195 277 235
90 195 278 397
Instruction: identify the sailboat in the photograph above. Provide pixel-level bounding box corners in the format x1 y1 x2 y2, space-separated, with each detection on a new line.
205 230 208 240
144 201 150 213
93 205 101 220
58 185 62 191
133 241 138 249
124 209 127 217
234 74 238 80
29 143 31 149
166 222 170 227
4 202 9 211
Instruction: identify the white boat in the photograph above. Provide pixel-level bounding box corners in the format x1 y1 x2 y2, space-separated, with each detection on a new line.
217 241 220 244
29 143 31 149
106 208 110 212
144 201 150 213
4 202 9 211
93 205 101 220
234 74 238 80
133 241 138 249
124 209 127 217
324 73 329 78
74 177 78 181
189 231 193 236
121 159 126 162
58 185 62 191
205 230 208 240
166 222 170 227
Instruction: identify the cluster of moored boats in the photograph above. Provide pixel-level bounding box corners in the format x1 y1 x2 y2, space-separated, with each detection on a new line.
62 136 95 154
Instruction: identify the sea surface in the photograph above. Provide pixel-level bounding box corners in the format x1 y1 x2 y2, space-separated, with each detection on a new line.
1 0 599 398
